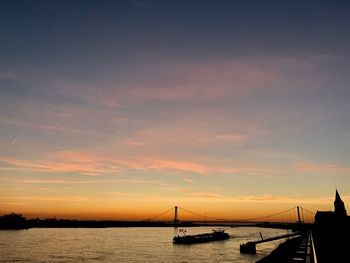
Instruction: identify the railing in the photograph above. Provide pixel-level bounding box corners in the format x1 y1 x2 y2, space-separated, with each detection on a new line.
310 231 318 263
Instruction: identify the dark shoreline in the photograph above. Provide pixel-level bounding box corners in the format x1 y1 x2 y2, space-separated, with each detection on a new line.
1 212 309 229
1 221 307 230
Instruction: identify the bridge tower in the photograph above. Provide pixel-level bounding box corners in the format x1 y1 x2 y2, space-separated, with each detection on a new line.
174 206 179 227
297 206 302 224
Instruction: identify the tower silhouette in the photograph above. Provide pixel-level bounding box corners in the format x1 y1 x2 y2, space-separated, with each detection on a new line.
334 189 347 217
174 206 179 226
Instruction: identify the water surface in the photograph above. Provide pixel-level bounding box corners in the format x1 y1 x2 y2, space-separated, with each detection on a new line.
0 227 290 262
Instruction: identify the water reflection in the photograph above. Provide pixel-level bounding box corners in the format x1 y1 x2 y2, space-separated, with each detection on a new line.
0 227 288 263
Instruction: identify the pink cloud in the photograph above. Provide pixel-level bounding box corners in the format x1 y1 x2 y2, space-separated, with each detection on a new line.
0 152 120 176
123 59 279 101
216 133 247 141
42 56 287 109
0 149 289 178
143 158 208 174
215 167 242 173
0 149 209 175
122 140 147 147
125 121 256 151
55 80 120 109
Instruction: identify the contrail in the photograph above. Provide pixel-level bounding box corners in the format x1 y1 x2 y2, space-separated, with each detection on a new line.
11 137 19 144
11 131 24 145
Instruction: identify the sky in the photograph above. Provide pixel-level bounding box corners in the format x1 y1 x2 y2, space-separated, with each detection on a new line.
1 0 350 220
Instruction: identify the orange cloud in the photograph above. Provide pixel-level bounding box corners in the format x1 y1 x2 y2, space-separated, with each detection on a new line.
176 192 350 205
0 195 89 202
17 179 94 184
181 189 224 199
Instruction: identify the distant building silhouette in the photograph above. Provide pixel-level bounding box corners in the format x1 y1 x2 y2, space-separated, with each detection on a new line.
315 190 349 226
313 190 350 263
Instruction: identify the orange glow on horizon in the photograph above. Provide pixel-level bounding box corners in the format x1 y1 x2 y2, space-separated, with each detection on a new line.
1 199 335 224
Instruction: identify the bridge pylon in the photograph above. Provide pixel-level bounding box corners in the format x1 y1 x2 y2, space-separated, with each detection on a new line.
297 206 302 224
174 206 179 227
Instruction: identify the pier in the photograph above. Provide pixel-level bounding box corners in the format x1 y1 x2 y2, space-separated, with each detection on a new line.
256 232 313 263
240 232 301 254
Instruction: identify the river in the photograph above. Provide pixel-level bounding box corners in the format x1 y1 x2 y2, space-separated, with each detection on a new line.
0 226 290 262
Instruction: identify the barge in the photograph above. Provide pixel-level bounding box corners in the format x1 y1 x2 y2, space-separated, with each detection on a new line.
173 229 230 244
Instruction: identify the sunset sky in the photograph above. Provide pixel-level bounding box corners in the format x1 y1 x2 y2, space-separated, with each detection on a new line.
1 0 350 220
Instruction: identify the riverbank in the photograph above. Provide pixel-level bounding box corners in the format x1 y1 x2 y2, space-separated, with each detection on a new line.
256 234 311 263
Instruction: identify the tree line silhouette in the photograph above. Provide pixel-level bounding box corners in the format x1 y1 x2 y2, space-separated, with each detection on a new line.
0 212 195 229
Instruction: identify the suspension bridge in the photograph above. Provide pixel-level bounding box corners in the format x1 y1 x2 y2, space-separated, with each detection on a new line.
142 206 315 227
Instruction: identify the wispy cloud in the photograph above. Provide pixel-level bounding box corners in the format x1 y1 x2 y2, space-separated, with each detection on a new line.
18 179 94 184
0 148 291 178
43 57 286 112
142 158 208 174
108 192 145 197
0 196 89 202
294 161 350 174
0 150 124 176
56 80 121 109
121 59 279 102
17 178 164 186
181 189 224 199
0 118 95 136
215 133 250 143
182 178 194 183
0 202 26 206
178 192 350 205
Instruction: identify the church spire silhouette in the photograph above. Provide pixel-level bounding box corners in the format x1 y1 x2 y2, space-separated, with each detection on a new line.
334 189 347 217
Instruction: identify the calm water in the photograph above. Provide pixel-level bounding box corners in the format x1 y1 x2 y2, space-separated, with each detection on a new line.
0 227 290 262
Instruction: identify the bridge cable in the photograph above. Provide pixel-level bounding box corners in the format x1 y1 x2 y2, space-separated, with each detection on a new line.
178 207 226 221
240 206 297 222
301 207 316 215
143 207 175 221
